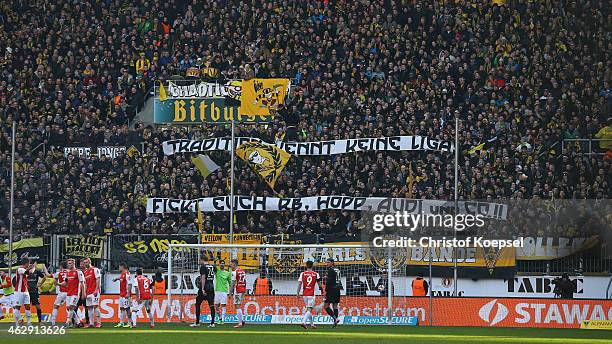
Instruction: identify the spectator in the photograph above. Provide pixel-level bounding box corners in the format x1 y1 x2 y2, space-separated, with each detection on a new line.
346 274 367 296
594 118 611 151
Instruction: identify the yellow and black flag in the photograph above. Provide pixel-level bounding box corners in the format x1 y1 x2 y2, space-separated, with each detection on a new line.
240 78 290 117
467 136 498 156
236 141 291 189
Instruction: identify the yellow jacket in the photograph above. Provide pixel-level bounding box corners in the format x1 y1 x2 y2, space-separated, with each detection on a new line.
595 126 612 150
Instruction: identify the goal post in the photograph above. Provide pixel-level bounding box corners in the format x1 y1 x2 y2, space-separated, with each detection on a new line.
166 243 419 326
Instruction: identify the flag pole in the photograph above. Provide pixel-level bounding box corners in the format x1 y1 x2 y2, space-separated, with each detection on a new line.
453 115 459 296
9 122 16 277
229 117 235 245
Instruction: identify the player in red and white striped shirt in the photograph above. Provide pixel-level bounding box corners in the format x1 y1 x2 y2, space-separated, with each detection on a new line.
230 259 247 328
83 258 102 328
13 258 33 326
297 260 322 329
132 268 155 328
58 258 86 327
112 262 132 327
48 261 68 325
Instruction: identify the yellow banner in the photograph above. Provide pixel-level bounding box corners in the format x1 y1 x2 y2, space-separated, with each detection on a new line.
200 234 264 269
63 236 105 259
405 246 516 274
264 244 515 274
0 313 42 322
581 320 612 330
0 238 46 269
0 237 43 252
240 78 289 116
236 141 290 189
191 238 515 275
268 243 369 273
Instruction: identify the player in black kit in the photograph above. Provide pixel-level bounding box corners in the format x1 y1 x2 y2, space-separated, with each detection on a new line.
323 258 342 328
26 260 46 323
191 255 216 327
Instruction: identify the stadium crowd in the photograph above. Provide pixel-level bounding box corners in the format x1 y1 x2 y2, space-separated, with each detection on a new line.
0 0 610 238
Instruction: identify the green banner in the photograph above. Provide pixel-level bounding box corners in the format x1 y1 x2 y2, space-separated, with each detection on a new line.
154 98 271 124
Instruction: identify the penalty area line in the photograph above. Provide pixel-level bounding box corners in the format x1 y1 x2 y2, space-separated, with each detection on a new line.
68 329 611 343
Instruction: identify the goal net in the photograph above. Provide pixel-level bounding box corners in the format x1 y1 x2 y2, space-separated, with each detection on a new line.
166 244 422 325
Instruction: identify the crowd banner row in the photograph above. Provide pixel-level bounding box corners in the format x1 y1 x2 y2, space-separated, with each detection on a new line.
162 135 455 156
146 196 507 219
0 235 598 272
107 234 598 273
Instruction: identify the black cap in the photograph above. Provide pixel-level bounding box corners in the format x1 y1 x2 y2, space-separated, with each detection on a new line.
327 258 335 262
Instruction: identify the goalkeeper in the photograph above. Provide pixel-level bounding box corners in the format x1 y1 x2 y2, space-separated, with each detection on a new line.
214 260 232 324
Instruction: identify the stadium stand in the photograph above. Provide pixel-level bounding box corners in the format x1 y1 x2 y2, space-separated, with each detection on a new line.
0 0 610 238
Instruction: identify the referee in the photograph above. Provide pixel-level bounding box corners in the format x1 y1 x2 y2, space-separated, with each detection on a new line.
26 260 46 323
191 256 216 327
323 258 342 328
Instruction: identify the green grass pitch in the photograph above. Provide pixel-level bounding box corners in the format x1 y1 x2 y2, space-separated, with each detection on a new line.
0 323 610 344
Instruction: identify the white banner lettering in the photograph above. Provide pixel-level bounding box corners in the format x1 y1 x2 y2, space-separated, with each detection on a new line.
63 146 126 159
146 196 507 219
166 81 241 99
162 136 454 156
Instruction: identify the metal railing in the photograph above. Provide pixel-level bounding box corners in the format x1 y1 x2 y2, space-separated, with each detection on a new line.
31 142 46 156
517 255 612 275
562 138 611 155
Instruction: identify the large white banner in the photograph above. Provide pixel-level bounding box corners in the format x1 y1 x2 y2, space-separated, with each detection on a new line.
102 273 610 299
146 196 507 219
162 135 454 156
166 81 241 99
